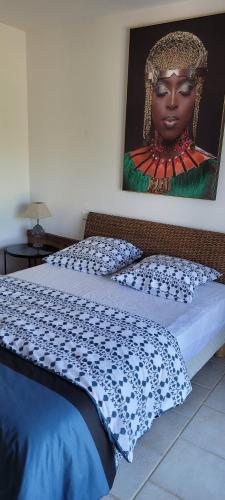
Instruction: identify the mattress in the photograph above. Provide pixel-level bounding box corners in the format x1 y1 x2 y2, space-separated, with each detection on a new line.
12 263 225 364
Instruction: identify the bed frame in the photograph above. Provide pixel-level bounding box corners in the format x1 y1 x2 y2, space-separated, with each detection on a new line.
27 211 225 366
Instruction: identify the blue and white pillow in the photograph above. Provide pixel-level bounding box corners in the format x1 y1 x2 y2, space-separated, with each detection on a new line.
45 236 142 276
111 254 221 303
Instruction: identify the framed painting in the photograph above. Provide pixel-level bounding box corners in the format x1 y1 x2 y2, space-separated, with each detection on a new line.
123 13 225 199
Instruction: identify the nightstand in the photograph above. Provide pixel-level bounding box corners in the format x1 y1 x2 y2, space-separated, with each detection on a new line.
3 244 56 274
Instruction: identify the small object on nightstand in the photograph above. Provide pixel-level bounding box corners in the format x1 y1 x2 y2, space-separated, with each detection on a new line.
23 202 52 248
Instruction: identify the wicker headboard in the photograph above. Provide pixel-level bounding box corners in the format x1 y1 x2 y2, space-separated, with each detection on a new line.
84 212 225 285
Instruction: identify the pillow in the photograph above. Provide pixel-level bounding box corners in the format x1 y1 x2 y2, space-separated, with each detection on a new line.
45 236 142 276
111 254 221 303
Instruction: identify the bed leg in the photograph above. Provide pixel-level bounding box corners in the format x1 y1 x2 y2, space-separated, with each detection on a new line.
215 344 225 358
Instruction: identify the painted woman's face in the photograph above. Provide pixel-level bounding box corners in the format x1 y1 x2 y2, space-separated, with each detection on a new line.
151 74 196 142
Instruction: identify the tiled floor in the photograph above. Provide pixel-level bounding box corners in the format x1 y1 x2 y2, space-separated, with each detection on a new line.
103 355 225 500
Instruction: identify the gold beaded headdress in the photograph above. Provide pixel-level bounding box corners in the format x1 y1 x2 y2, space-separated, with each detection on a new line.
143 31 208 142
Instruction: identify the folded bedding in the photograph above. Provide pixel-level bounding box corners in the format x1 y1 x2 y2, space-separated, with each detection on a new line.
0 347 115 500
12 264 225 364
0 275 191 489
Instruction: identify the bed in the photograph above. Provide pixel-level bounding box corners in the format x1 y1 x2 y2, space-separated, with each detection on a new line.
1 212 225 500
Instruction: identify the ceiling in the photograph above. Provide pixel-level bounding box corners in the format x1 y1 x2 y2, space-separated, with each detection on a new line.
0 0 182 30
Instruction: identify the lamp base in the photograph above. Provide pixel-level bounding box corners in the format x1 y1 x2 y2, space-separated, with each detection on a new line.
31 223 45 248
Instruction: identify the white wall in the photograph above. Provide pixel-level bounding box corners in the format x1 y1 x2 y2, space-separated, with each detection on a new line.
0 22 29 272
27 0 225 239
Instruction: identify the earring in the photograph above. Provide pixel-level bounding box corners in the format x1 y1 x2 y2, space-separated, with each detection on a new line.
192 78 203 144
143 81 152 142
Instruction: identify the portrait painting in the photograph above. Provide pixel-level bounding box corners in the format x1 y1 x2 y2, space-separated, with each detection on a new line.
123 13 225 199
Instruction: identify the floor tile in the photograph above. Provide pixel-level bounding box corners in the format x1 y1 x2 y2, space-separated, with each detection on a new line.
139 409 187 456
192 361 225 388
151 438 225 500
182 404 225 459
135 480 178 499
172 382 208 417
106 360 225 500
102 495 118 500
101 495 118 500
204 375 225 413
210 354 225 366
110 440 161 500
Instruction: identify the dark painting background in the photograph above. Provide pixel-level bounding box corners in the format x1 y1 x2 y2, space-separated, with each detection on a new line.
124 13 225 158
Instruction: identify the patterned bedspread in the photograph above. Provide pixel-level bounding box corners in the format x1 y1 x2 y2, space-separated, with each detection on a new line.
0 276 191 462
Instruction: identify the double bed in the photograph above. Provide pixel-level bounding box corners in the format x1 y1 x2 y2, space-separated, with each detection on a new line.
1 212 225 500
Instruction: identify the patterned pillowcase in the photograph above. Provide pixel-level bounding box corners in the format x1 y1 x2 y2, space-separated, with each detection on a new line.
111 254 221 303
45 236 143 276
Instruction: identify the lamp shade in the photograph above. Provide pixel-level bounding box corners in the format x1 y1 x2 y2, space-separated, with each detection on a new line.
23 202 51 219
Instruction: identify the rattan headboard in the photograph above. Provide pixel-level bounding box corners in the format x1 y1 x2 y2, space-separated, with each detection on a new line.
84 212 225 285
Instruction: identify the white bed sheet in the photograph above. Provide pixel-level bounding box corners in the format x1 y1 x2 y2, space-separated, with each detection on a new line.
12 263 225 364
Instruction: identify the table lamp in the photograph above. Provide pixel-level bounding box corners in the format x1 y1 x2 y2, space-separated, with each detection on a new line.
23 202 52 248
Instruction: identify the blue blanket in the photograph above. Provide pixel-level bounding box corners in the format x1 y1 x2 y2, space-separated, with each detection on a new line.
0 276 191 465
0 350 112 500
